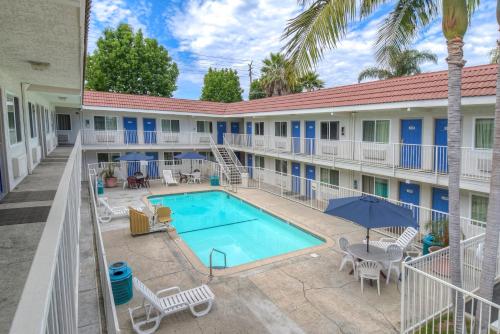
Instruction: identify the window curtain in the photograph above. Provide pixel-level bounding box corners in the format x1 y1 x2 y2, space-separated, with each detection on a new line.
475 119 493 149
471 195 489 222
363 121 375 142
375 120 390 143
375 179 388 198
362 175 374 193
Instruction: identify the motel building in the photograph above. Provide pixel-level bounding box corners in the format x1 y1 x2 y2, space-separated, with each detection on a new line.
0 1 499 334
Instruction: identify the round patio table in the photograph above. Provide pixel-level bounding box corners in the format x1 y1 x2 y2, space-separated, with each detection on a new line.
347 244 389 262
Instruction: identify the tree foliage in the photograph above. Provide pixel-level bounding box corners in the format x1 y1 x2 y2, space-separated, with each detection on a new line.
260 53 297 96
358 48 437 82
86 23 179 97
297 72 325 92
249 79 267 100
200 68 243 102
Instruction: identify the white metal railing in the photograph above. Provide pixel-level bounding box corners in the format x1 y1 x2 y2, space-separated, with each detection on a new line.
81 129 213 147
209 137 237 191
88 169 121 334
245 167 485 243
10 133 82 334
225 133 493 181
401 234 500 333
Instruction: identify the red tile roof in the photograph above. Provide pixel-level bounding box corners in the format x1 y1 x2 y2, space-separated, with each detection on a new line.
83 64 497 115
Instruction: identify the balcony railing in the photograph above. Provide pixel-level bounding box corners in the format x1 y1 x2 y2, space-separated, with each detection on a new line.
225 133 493 181
81 129 213 147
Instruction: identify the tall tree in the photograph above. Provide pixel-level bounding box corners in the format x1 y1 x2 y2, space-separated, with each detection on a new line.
297 72 325 91
491 47 500 64
249 79 267 100
200 68 243 103
358 48 437 82
282 1 474 331
477 1 500 331
260 53 297 96
86 23 179 97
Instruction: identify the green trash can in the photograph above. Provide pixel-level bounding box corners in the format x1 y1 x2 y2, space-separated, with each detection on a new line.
210 175 220 186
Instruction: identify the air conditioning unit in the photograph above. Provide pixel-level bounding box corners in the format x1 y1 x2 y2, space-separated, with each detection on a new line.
12 155 27 179
477 158 492 173
363 149 387 161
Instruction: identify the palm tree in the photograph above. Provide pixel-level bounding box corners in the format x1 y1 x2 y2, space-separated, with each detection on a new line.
282 1 473 331
490 47 500 64
260 53 296 96
477 1 500 331
297 71 325 91
358 48 437 82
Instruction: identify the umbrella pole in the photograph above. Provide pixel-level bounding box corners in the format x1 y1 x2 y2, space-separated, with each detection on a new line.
366 229 370 252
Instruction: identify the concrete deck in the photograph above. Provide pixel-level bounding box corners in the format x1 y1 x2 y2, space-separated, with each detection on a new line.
101 182 401 333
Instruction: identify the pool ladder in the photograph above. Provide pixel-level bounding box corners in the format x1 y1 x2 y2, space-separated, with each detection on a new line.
209 248 227 278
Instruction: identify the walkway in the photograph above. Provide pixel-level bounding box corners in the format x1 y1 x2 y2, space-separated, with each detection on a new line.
0 147 71 333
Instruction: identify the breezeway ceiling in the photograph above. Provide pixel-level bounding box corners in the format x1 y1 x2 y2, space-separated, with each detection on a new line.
0 0 84 93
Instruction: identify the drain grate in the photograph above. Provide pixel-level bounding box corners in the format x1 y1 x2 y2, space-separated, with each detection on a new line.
0 190 57 204
0 206 51 226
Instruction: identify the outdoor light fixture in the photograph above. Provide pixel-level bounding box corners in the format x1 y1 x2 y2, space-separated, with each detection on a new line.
27 60 50 71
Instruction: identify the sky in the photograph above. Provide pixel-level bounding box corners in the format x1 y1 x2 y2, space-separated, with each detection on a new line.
88 0 498 100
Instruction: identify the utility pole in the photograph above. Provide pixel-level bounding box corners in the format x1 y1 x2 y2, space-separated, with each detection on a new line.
248 61 253 84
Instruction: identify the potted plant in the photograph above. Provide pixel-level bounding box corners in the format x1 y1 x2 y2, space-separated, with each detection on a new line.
100 164 118 188
423 219 449 253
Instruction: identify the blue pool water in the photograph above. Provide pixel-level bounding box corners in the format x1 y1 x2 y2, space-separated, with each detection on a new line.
149 191 324 268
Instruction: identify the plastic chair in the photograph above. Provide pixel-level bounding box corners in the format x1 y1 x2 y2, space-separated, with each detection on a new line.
338 237 356 274
383 244 403 284
357 260 383 295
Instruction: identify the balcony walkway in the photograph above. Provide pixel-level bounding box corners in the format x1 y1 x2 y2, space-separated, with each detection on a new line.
0 146 72 333
99 183 401 333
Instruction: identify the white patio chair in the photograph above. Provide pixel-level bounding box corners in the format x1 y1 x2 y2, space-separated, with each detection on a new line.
382 244 403 284
357 260 383 296
367 227 418 251
98 197 129 223
129 277 215 334
118 167 128 190
338 237 356 275
192 171 201 183
162 169 178 187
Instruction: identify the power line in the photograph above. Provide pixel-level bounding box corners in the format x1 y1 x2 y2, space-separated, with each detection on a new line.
180 52 251 62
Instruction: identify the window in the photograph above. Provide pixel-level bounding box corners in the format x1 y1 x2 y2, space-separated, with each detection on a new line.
362 120 389 143
50 110 55 132
320 168 339 187
28 103 37 138
57 114 71 131
362 175 388 198
94 116 118 131
275 159 287 174
7 94 22 144
164 152 182 165
471 194 489 222
274 122 287 137
97 152 120 163
161 119 180 133
197 151 213 161
255 122 264 135
475 118 494 149
196 121 213 133
255 156 265 168
320 121 339 140
44 108 49 133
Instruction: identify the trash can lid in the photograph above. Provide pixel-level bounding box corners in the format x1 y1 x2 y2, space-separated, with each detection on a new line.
109 261 132 281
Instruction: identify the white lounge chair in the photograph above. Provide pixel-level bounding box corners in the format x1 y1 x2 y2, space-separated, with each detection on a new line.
366 227 418 251
129 277 215 334
98 197 129 223
162 169 178 186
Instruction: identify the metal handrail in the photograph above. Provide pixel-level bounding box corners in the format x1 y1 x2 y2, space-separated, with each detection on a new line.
209 136 236 191
209 248 227 277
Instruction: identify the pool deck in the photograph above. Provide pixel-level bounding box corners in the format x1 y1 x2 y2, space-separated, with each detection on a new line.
100 182 401 333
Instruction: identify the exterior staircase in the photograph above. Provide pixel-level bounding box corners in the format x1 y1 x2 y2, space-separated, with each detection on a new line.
209 137 245 191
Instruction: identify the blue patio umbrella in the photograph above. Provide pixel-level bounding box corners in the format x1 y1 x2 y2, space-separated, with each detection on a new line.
115 152 154 161
325 195 418 251
174 152 207 172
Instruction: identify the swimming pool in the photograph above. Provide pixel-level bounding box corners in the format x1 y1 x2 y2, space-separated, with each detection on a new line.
149 191 324 268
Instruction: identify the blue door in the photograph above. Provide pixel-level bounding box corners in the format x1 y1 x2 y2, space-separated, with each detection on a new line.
247 154 253 178
434 119 448 173
246 121 252 146
399 182 420 222
432 187 449 222
292 162 301 194
126 152 140 176
305 165 316 199
123 117 138 144
400 119 422 169
231 122 240 134
143 118 157 144
217 122 227 145
305 121 315 155
291 121 301 153
145 152 159 178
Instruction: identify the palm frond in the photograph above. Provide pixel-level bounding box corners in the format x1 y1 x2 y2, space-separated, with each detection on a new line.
282 0 358 75
358 67 393 82
375 0 438 65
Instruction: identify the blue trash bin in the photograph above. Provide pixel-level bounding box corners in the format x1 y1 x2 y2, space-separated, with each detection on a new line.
109 261 133 305
422 234 443 255
97 179 104 196
210 175 220 186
